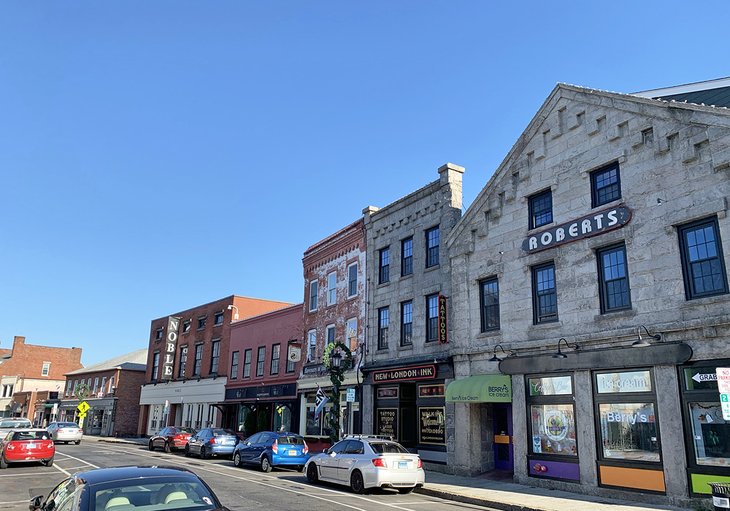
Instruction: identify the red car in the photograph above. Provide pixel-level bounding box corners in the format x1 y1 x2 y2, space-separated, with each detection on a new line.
0 428 55 468
148 426 196 453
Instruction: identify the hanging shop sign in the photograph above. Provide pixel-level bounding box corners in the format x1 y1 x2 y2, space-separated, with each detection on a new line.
418 407 446 445
522 205 631 253
377 408 398 438
161 316 181 380
373 364 436 383
438 295 448 344
377 387 399 399
419 384 445 398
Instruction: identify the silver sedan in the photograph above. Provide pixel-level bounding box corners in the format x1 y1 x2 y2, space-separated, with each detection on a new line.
47 422 83 444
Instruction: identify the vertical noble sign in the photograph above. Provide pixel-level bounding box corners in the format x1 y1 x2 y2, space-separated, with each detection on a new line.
161 316 181 380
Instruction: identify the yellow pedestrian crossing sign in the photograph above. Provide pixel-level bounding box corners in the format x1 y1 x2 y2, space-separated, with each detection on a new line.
77 401 90 414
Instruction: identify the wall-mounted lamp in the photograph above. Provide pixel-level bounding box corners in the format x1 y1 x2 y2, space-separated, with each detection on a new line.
552 338 580 359
489 344 515 362
227 304 239 321
632 325 662 347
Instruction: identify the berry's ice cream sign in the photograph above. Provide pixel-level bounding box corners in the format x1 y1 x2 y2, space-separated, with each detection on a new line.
522 206 631 253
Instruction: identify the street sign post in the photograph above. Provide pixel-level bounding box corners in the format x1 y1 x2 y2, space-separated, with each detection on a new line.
716 367 730 420
346 388 356 403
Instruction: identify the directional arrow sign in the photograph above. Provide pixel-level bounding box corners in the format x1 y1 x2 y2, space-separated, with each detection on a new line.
692 372 717 383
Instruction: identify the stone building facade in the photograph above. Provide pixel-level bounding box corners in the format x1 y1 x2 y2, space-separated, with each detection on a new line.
138 295 291 435
60 349 147 436
299 219 366 448
361 163 463 465
0 336 83 420
446 83 730 507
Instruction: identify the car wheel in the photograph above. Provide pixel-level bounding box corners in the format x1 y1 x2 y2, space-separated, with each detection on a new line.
233 452 242 468
184 445 190 457
350 470 366 494
44 457 54 467
260 455 272 473
75 440 81 445
148 440 155 451
0 456 7 469
200 446 209 459
164 441 171 453
306 463 319 483
397 487 415 494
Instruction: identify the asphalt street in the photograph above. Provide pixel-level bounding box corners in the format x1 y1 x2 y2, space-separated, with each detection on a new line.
0 442 497 511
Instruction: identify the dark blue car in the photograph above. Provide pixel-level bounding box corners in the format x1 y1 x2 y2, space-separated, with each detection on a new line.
232 431 310 472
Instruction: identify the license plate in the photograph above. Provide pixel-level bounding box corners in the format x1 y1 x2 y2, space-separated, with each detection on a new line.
223 439 234 444
398 461 408 469
288 450 297 456
27 443 36 449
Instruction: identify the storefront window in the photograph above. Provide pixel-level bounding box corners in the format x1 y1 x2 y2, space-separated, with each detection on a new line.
527 374 577 458
594 369 660 464
273 404 292 432
688 401 729 466
530 404 577 456
598 402 659 462
305 393 332 437
237 405 255 437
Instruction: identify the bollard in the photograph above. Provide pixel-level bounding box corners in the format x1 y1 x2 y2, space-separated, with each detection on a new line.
709 482 730 511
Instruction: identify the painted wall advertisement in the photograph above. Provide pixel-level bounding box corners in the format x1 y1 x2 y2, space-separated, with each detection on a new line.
419 407 445 445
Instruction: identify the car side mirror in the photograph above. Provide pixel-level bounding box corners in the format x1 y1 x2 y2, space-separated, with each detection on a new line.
29 496 43 511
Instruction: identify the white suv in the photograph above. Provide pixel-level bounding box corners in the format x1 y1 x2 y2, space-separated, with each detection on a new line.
304 435 425 494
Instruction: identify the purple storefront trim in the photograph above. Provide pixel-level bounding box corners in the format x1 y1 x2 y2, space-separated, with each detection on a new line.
528 457 580 481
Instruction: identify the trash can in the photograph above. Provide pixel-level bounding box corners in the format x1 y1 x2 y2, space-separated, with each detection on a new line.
709 482 730 510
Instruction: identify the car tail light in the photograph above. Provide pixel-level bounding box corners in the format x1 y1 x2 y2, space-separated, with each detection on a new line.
417 458 422 469
271 439 278 454
46 441 54 449
6 444 15 451
372 457 387 468
303 441 309 455
209 437 216 444
58 429 64 433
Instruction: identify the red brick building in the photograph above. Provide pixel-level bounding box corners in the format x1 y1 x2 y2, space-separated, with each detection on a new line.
58 349 147 437
138 295 292 436
0 336 83 421
222 304 304 436
298 219 367 443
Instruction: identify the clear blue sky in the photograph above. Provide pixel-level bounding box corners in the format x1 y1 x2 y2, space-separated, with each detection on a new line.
1 2 728 366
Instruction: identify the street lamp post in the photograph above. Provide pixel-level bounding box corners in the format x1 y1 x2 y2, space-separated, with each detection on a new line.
323 342 352 443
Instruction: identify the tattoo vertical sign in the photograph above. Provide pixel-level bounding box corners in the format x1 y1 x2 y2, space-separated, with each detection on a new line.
438 294 448 344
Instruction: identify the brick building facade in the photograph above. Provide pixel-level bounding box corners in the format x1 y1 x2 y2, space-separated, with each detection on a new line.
138 295 291 435
299 219 366 446
446 83 730 507
0 336 83 420
60 349 147 437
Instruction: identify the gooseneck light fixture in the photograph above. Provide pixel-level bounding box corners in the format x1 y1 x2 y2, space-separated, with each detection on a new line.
489 344 515 362
227 304 239 321
552 338 580 359
632 325 662 347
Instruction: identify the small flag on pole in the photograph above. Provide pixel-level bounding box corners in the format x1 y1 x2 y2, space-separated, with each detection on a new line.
315 384 329 416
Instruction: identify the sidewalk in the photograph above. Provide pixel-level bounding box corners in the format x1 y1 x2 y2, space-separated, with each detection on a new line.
80 436 695 511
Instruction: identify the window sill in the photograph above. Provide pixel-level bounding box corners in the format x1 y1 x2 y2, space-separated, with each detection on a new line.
593 308 636 321
528 320 563 331
377 281 391 288
424 264 440 274
397 344 413 352
476 329 502 339
681 292 729 306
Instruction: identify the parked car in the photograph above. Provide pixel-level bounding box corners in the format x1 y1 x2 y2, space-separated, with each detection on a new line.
47 422 83 444
304 435 425 494
148 426 196 453
232 431 309 472
0 428 55 469
0 417 32 437
185 428 239 459
29 466 230 511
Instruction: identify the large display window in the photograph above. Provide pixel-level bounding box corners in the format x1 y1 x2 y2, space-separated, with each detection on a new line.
679 361 730 496
594 369 660 463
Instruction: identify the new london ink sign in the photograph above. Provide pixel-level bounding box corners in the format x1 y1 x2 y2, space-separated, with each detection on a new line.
522 206 631 253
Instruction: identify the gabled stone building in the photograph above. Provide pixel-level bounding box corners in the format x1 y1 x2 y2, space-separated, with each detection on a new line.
361 163 463 465
446 82 730 507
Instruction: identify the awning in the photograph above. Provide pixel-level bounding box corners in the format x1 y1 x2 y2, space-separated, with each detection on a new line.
445 374 512 403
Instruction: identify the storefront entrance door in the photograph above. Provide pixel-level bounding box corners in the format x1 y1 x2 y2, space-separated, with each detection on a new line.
493 403 513 472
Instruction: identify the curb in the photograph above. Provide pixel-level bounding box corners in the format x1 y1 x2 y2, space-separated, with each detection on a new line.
415 486 542 511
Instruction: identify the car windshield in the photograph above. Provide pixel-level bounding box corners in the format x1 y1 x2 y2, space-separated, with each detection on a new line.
0 419 31 428
278 435 303 445
370 442 410 454
212 429 235 437
93 479 218 511
59 423 79 428
12 431 50 441
176 427 195 434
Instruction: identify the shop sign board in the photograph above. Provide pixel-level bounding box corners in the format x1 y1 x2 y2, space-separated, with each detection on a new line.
418 407 445 445
373 364 435 383
376 408 397 439
717 367 730 420
161 316 181 380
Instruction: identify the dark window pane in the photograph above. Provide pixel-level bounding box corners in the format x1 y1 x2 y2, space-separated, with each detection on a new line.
426 227 440 267
533 263 558 323
378 307 389 349
598 245 631 313
379 248 390 284
480 278 500 331
591 163 622 207
529 190 553 229
426 294 439 341
401 238 413 276
400 301 413 346
680 218 728 299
